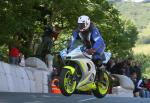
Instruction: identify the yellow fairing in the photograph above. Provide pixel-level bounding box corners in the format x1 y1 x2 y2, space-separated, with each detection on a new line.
63 66 75 74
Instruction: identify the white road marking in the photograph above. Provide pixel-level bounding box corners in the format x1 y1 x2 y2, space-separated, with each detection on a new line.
30 95 60 98
79 97 96 102
42 95 60 98
25 101 41 103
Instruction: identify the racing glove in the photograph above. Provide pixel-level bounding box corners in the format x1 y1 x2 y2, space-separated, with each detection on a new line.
85 48 96 55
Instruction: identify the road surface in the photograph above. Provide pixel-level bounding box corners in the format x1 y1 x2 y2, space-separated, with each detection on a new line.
0 92 150 103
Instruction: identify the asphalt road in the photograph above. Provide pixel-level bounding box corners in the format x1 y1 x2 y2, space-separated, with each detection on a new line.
0 92 150 103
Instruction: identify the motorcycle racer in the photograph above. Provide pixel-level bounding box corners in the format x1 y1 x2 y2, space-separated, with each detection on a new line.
69 15 106 66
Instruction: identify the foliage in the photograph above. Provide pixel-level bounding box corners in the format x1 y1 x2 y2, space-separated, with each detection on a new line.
114 2 150 33
50 0 138 58
132 44 150 78
108 18 138 57
0 0 138 60
0 45 9 62
112 1 150 46
134 54 150 78
0 0 41 57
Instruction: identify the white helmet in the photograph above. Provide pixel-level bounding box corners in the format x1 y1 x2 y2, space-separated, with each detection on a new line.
78 15 90 32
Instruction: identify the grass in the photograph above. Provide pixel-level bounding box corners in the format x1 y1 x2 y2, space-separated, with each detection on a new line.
132 44 150 55
143 67 150 78
132 44 150 78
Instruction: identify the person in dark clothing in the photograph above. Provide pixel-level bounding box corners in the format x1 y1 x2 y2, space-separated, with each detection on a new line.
36 25 61 61
130 72 150 98
131 62 142 80
105 58 115 72
131 72 141 97
110 61 124 74
0 52 3 61
121 60 132 77
138 79 150 98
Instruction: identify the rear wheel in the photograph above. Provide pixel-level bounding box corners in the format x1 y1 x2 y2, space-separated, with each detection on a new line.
93 71 110 98
59 69 77 96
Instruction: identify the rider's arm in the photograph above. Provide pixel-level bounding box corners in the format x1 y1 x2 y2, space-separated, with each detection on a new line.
92 28 106 54
137 79 144 89
69 30 78 50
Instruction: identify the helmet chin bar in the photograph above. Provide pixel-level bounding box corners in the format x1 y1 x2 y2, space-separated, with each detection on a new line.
79 28 86 32
79 26 90 32
79 27 90 33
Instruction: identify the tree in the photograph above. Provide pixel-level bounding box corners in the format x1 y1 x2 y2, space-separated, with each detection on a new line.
0 0 41 57
0 0 138 59
50 0 138 57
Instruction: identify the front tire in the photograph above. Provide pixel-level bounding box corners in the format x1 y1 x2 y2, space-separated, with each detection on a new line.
93 71 110 98
59 69 77 96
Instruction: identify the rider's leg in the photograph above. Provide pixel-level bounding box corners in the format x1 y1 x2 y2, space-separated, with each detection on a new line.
92 53 106 81
92 53 105 68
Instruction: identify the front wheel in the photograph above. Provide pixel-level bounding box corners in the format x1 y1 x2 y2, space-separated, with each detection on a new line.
59 69 77 96
93 71 110 98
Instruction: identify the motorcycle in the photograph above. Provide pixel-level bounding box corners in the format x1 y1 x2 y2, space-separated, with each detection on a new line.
59 45 111 98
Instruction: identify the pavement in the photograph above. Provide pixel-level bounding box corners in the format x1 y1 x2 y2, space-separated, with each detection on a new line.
0 92 150 103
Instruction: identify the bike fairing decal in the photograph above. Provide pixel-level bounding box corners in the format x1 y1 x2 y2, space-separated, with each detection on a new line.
77 73 96 91
75 60 96 90
77 60 86 74
63 66 75 74
78 82 96 91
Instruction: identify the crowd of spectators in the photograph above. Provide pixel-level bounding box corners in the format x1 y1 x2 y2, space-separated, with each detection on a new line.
105 58 150 98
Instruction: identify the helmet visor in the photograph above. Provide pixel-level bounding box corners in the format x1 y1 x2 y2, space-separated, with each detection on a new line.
78 23 85 31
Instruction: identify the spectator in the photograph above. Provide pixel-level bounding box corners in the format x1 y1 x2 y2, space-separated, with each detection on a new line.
36 24 61 61
145 79 150 91
131 72 141 97
110 60 124 74
45 51 54 71
45 51 54 87
139 79 150 98
0 51 3 61
126 58 134 77
52 54 64 74
132 62 142 80
9 45 20 65
19 53 25 67
106 58 115 72
131 72 150 98
121 60 131 77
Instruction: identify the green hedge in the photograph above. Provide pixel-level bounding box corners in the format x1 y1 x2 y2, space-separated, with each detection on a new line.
134 54 150 78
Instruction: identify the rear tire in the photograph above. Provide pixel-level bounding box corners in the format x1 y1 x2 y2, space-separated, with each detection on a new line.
59 69 77 96
93 71 110 98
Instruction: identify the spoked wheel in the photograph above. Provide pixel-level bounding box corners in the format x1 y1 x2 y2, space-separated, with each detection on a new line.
93 71 110 98
59 69 77 96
